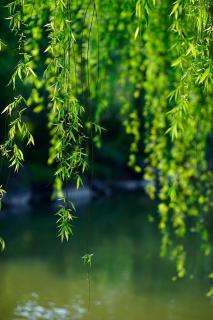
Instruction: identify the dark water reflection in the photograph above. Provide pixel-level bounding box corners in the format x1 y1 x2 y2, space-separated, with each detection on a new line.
0 194 212 320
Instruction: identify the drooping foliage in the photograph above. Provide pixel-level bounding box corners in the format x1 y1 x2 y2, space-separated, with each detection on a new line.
0 0 212 294
136 0 213 279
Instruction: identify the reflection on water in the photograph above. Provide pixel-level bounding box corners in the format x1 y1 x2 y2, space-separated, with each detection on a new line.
15 296 72 320
0 194 212 320
14 293 88 320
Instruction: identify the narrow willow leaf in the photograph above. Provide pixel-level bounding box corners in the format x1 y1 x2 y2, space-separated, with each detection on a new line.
134 26 140 39
0 238 5 252
198 68 210 84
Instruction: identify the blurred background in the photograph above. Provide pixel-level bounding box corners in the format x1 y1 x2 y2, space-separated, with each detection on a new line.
0 1 213 320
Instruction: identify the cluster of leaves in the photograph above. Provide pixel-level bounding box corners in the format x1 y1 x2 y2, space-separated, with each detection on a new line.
135 0 213 290
56 200 76 241
0 1 37 246
43 0 89 240
1 0 90 242
0 1 37 173
0 0 212 295
0 186 6 210
82 253 94 267
67 0 212 292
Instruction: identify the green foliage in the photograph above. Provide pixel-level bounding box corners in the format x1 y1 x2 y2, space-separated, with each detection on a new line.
0 186 6 211
82 253 94 267
56 201 75 241
1 95 34 171
0 39 6 50
135 0 213 281
0 0 212 292
207 273 213 300
0 237 5 252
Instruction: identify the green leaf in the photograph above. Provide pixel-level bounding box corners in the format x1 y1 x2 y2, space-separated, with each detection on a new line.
0 238 5 252
76 176 82 189
82 253 94 266
134 26 140 39
198 68 209 84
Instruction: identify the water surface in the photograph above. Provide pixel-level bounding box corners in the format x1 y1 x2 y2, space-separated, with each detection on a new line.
0 194 212 320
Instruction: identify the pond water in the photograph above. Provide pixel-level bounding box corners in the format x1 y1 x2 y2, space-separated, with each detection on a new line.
0 194 212 320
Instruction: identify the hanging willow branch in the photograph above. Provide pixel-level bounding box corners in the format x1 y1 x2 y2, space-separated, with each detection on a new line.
135 0 213 285
0 0 212 296
44 0 88 240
